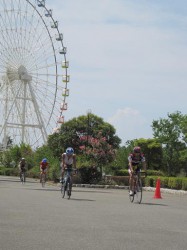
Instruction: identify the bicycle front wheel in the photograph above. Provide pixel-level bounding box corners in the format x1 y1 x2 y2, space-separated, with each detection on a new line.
41 174 45 188
135 178 142 204
129 190 135 203
21 174 24 184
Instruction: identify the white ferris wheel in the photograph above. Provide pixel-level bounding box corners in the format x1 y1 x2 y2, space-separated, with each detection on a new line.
0 0 70 149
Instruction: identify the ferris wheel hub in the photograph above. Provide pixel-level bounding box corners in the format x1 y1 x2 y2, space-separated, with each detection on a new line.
6 65 32 83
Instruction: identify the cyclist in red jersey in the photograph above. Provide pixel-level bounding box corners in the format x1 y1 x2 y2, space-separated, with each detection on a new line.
40 158 49 183
128 146 147 196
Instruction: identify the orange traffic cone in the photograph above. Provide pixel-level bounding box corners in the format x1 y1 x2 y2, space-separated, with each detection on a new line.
153 178 162 199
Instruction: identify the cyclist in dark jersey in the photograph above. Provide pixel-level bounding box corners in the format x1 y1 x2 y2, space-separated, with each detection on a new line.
128 146 147 196
18 158 27 180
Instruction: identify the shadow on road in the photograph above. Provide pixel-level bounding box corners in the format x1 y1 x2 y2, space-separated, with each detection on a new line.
0 177 38 184
66 198 96 202
73 189 112 194
25 188 60 192
141 202 168 206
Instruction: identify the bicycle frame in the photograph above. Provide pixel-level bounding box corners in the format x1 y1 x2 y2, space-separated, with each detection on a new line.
41 171 46 187
129 171 144 204
20 171 25 184
62 169 72 199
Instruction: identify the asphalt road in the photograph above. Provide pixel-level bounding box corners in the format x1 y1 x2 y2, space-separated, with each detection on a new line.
0 176 187 250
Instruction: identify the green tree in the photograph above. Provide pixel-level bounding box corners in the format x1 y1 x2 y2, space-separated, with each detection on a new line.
33 145 60 181
0 143 34 168
48 113 121 159
122 138 163 170
152 111 186 175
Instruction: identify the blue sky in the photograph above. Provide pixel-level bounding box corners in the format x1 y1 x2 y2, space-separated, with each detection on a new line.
49 0 187 145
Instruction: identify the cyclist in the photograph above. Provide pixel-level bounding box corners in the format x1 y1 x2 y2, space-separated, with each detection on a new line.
60 147 76 182
128 146 147 196
18 158 27 180
40 158 49 183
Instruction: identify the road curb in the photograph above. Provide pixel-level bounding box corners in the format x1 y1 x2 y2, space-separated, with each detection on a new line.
72 183 187 195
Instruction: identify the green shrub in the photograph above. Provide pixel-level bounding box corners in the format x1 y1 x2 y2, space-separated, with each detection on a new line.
147 170 165 177
159 177 169 188
114 169 129 176
168 177 183 190
48 165 60 182
78 166 101 184
0 167 18 176
111 176 129 186
144 176 157 187
182 179 187 190
28 166 40 178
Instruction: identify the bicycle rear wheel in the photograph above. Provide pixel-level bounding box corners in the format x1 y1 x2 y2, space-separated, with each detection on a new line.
41 174 45 187
67 182 71 199
135 178 142 204
23 172 26 183
21 173 24 184
61 183 63 194
62 182 66 198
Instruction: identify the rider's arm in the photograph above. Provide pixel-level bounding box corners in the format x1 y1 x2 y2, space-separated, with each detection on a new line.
61 154 66 170
25 162 28 171
128 155 133 172
73 154 76 169
142 161 147 171
129 161 134 172
141 154 147 171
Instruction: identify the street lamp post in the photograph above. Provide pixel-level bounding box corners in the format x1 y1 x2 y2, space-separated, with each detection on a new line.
86 109 92 148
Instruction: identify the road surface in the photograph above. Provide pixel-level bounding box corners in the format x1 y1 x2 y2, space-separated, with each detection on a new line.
0 176 187 250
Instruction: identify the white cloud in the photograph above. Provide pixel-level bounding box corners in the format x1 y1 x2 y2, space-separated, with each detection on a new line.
108 108 152 144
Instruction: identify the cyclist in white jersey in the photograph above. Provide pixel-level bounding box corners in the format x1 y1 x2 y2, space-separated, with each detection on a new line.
60 147 76 182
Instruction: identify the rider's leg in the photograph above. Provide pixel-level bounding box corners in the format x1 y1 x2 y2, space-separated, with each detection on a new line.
44 169 47 182
60 169 64 183
23 170 26 182
128 169 134 195
40 171 42 183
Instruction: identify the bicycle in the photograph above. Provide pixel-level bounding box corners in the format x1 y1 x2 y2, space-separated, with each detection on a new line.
20 171 26 184
61 168 76 199
41 171 46 188
129 171 146 204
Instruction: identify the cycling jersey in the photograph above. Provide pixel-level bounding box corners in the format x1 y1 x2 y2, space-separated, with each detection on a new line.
19 162 26 171
40 161 48 170
128 153 145 171
62 153 74 165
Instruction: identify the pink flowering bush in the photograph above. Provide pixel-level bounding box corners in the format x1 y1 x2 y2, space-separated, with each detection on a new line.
79 132 116 167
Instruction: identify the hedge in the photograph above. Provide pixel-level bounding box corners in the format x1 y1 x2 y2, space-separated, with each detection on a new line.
145 176 187 190
1 166 187 190
115 169 165 177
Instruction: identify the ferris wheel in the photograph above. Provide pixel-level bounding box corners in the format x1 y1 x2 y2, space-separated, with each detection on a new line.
0 0 70 149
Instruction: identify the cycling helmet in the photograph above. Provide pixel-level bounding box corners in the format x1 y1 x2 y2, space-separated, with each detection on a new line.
42 158 47 163
133 146 141 153
21 158 25 160
66 147 74 155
